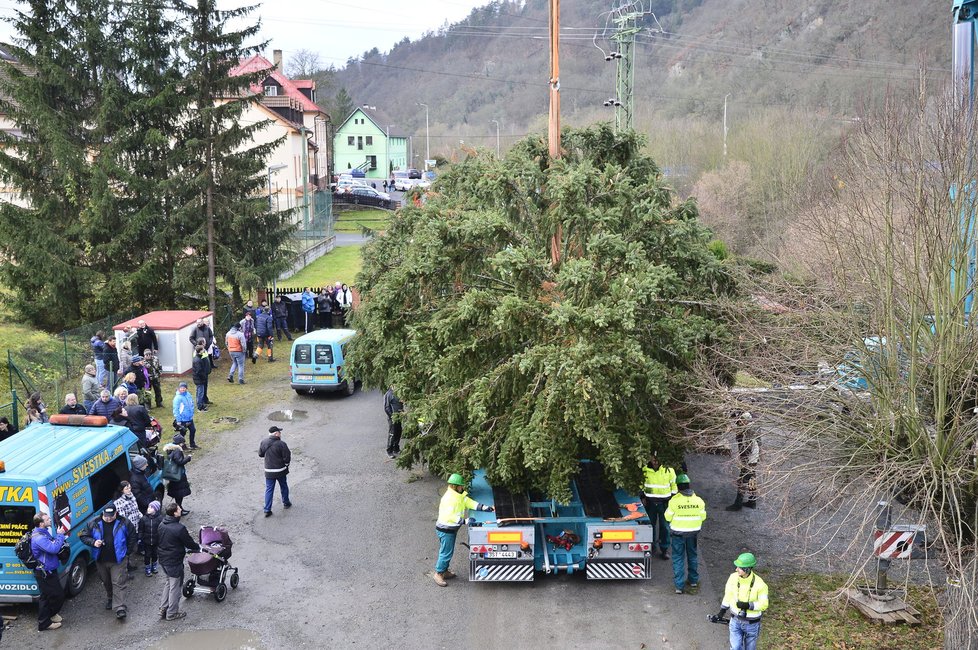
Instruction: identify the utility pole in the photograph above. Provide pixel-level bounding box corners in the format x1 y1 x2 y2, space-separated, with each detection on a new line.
549 0 562 265
418 102 429 170
491 119 500 158
723 93 731 158
548 0 560 159
612 2 642 132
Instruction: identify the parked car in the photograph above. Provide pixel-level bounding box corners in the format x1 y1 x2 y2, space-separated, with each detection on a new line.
350 187 390 201
407 168 422 179
337 179 369 193
392 171 415 191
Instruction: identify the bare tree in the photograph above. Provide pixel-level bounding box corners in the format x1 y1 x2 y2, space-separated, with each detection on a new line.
694 79 978 647
285 48 321 78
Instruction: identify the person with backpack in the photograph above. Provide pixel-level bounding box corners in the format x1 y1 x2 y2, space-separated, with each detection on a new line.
28 513 67 631
138 500 163 577
255 303 276 362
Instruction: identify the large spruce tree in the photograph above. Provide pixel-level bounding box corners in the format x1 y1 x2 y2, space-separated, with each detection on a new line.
0 0 121 328
349 125 735 498
179 0 294 310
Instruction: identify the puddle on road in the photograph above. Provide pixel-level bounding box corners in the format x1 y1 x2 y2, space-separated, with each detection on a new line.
152 629 264 650
267 409 308 422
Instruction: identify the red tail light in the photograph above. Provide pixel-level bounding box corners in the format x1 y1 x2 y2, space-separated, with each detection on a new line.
628 543 652 552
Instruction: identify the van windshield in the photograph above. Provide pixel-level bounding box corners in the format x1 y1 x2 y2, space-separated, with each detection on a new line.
0 505 36 546
294 344 311 364
315 345 334 365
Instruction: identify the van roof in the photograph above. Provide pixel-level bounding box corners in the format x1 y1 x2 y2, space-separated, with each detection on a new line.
0 423 133 484
292 329 357 346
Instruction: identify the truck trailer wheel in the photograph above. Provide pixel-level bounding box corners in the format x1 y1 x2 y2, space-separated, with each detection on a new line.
66 555 89 597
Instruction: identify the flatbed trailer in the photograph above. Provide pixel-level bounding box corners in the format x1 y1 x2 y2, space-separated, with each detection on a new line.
466 460 653 582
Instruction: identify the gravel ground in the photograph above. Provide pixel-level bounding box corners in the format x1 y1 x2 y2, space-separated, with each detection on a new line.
5 377 728 650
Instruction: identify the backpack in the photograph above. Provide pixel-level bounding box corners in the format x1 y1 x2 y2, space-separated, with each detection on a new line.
15 532 39 570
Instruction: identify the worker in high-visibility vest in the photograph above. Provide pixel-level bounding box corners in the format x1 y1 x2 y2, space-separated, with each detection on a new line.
433 473 494 587
663 473 706 594
710 552 769 650
640 453 677 560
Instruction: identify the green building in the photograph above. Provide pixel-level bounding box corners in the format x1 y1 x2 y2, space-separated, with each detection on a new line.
333 106 409 179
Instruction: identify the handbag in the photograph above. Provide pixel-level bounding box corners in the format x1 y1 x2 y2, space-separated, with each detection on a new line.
57 541 70 564
211 343 221 360
161 457 183 482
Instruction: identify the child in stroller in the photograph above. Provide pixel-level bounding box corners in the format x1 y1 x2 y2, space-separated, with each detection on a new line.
183 526 239 602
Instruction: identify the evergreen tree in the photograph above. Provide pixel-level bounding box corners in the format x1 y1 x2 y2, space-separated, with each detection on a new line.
0 0 119 328
334 86 354 122
349 125 735 498
178 0 294 310
109 0 196 310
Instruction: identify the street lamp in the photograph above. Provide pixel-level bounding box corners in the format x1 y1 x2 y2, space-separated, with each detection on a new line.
386 124 395 177
490 119 500 158
417 102 429 170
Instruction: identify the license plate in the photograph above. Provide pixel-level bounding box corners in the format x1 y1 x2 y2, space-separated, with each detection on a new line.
486 551 517 559
296 375 312 381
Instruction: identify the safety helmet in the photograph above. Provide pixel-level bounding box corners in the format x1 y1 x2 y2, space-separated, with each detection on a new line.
675 473 690 485
734 552 757 568
447 473 466 486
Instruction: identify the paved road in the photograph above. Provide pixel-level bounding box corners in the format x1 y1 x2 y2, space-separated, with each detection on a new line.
9 379 729 649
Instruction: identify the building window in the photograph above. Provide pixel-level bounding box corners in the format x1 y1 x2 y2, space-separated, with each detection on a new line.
347 136 354 146
367 156 377 170
365 136 373 145
264 85 278 96
357 136 363 150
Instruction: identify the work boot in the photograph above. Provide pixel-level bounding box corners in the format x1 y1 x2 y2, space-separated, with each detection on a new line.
443 569 457 579
658 548 669 560
744 499 757 509
432 572 448 587
145 566 153 577
725 493 744 512
42 622 62 630
151 562 159 574
268 356 275 363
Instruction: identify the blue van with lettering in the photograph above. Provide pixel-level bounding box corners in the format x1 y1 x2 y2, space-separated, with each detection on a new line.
290 329 357 395
0 416 162 602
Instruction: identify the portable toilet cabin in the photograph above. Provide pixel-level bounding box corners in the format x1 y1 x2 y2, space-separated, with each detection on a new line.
114 310 214 375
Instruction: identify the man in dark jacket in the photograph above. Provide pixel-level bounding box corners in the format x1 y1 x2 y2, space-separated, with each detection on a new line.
80 505 136 619
89 389 122 418
191 344 211 411
30 513 67 631
316 288 333 330
134 320 158 355
384 385 404 458
129 455 155 512
259 426 292 517
272 295 292 341
255 303 276 362
189 319 215 369
59 392 88 416
157 502 200 621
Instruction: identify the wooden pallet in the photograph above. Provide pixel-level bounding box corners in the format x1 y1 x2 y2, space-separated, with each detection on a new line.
843 588 922 626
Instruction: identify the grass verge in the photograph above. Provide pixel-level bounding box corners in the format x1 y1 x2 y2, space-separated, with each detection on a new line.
334 208 391 234
282 244 363 288
761 573 942 649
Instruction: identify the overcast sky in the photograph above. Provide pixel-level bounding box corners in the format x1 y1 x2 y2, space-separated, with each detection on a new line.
0 0 488 67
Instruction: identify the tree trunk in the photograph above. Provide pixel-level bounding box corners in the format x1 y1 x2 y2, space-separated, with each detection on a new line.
943 553 978 650
206 144 215 312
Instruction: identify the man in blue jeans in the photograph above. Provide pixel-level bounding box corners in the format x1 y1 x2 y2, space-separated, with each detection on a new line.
432 473 494 587
664 473 707 594
259 426 292 517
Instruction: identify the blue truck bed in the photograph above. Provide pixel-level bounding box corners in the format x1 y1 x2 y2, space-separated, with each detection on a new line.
466 460 654 582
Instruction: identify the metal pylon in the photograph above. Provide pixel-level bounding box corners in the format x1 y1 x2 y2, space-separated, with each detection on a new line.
613 8 641 132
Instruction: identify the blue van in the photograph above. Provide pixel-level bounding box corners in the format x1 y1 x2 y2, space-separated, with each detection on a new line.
0 416 162 601
290 329 357 395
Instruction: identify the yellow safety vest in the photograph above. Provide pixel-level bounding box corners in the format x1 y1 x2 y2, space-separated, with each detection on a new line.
722 571 769 620
436 488 478 531
664 491 707 533
642 466 677 499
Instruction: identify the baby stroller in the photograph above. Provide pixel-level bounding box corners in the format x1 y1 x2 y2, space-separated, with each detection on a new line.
183 526 239 602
